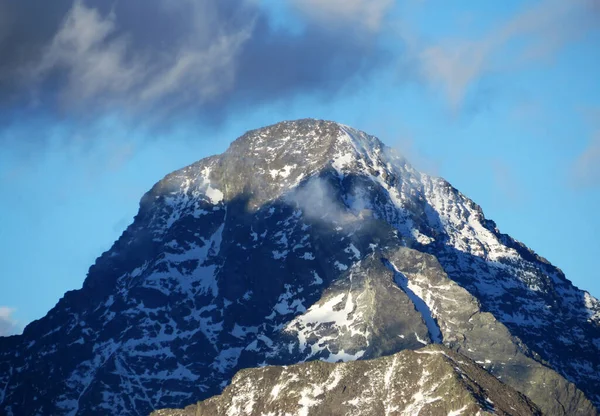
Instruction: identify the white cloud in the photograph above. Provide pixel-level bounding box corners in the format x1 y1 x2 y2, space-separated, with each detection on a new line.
137 27 253 104
290 0 393 31
35 1 142 102
287 177 352 223
414 0 599 109
0 307 20 336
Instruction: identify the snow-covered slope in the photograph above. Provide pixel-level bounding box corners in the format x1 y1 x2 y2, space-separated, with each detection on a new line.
0 119 598 415
152 345 542 416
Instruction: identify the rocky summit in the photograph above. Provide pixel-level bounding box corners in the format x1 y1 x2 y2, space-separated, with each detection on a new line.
0 119 599 416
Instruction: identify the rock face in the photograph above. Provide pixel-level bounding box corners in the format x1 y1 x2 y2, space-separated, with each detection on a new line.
0 119 599 415
152 345 542 416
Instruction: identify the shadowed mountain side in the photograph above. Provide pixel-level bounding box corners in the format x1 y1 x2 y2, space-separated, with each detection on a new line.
0 177 409 415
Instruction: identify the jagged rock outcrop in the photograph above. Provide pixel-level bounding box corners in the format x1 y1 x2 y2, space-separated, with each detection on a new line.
0 119 598 415
151 344 542 416
384 247 596 416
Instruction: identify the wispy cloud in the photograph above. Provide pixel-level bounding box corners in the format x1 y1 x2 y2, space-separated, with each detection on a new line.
287 177 355 224
491 159 524 203
414 0 599 110
28 0 254 114
290 0 393 32
0 0 391 133
392 136 440 176
34 2 143 103
572 116 600 188
0 307 20 336
510 99 544 124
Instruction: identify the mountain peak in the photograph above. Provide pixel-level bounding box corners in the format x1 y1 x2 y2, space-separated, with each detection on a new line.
145 119 400 214
223 118 393 186
1 120 599 416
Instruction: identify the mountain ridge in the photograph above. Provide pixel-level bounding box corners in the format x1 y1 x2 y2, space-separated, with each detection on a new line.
0 119 599 415
152 344 543 416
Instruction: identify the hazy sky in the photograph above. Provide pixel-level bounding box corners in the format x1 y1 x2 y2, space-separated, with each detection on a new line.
1 0 599 335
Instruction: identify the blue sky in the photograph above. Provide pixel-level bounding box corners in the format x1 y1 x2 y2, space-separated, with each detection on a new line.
0 0 599 334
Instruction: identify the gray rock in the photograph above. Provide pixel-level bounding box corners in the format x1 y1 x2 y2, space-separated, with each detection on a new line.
385 247 597 416
152 344 542 416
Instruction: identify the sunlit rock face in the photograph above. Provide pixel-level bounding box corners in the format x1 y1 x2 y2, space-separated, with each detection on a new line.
0 119 599 416
152 345 543 416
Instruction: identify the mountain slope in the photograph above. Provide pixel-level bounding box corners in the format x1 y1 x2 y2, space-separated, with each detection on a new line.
0 119 599 415
152 345 542 416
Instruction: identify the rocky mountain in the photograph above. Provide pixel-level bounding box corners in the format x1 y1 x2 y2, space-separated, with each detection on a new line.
1 119 599 415
152 345 542 416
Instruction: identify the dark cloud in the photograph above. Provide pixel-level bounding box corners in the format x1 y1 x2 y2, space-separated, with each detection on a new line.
0 0 392 131
0 0 74 103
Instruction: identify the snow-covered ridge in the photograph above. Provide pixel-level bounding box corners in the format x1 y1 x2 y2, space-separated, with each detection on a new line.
145 119 599 364
145 118 600 403
145 119 530 272
152 345 542 416
2 119 599 416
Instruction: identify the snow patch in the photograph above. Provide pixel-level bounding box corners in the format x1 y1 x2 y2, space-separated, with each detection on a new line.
385 260 442 343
